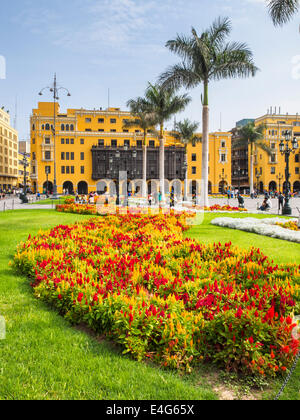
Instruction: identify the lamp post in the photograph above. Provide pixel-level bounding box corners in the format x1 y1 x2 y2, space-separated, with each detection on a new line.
279 130 298 215
45 166 50 198
255 173 261 195
39 74 71 199
21 153 29 195
277 173 284 193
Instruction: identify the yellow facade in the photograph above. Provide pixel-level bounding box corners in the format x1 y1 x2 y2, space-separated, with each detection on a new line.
0 108 18 191
254 114 300 193
186 132 232 195
30 102 231 195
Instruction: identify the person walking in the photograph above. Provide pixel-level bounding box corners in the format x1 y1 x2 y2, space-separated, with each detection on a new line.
278 192 284 214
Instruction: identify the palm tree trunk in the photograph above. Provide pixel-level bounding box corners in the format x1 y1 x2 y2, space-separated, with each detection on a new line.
159 123 165 203
250 142 254 196
200 82 209 207
184 147 188 202
142 142 147 198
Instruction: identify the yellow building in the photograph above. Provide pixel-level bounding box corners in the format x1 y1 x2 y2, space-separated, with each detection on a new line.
30 102 231 195
186 132 232 195
0 108 18 191
254 113 300 194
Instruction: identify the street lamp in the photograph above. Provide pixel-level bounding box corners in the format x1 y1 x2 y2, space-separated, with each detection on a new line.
276 173 284 193
255 172 261 194
45 166 50 198
39 74 71 199
20 153 29 203
279 130 298 215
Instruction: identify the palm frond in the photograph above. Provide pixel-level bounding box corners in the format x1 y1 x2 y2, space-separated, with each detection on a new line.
268 0 299 26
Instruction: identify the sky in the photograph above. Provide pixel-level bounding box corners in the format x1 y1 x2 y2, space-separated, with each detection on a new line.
0 0 300 139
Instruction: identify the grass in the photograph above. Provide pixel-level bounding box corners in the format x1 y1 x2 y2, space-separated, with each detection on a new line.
0 209 299 400
0 210 216 401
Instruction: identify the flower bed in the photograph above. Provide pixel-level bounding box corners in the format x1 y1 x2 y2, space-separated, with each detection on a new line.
57 203 248 216
14 213 300 377
211 217 300 244
276 221 300 232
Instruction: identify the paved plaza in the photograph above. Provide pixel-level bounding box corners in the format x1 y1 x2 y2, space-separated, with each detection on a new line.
0 195 300 217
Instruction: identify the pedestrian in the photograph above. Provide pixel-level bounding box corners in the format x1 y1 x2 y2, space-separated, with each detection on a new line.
278 192 284 213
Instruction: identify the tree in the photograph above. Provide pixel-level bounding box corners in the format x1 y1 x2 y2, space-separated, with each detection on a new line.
159 17 258 206
234 122 272 195
170 119 202 201
267 0 299 26
124 98 158 198
143 83 191 202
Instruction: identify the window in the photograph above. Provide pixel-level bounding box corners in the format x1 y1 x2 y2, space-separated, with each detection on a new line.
32 138 35 145
45 151 51 160
271 154 276 163
98 118 104 123
45 166 51 174
85 118 92 123
61 138 65 145
123 129 129 133
192 154 197 162
192 167 197 175
221 154 226 162
295 167 299 174
271 167 276 174
45 124 50 131
80 152 84 160
98 129 104 132
111 129 116 132
135 130 140 133
71 152 74 160
81 166 85 174
295 154 300 163
124 140 130 147
66 138 70 145
66 152 70 160
98 139 104 147
80 139 84 145
149 141 155 147
85 129 92 132
110 118 116 124
70 125 74 131
71 166 74 174
45 137 51 145
61 152 65 160
61 166 65 174
137 140 142 148
32 152 36 160
66 166 70 174
111 140 117 147
70 139 74 145
61 124 65 131
221 141 226 148
66 124 69 131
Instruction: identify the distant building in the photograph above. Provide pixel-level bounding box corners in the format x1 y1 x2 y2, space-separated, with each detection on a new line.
0 108 19 191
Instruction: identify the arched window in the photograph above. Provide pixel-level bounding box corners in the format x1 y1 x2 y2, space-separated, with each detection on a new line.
42 124 45 130
66 124 69 131
32 124 35 131
61 124 65 131
45 123 50 131
70 124 74 131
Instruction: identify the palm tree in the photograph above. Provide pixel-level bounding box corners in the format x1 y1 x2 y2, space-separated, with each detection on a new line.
124 98 158 198
234 122 272 195
159 17 258 206
267 0 299 26
170 119 202 201
143 83 191 202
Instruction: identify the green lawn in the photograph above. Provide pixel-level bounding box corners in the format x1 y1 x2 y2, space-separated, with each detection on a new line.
0 210 299 400
0 210 216 401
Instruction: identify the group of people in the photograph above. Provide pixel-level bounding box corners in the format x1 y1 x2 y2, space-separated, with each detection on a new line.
258 192 286 212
